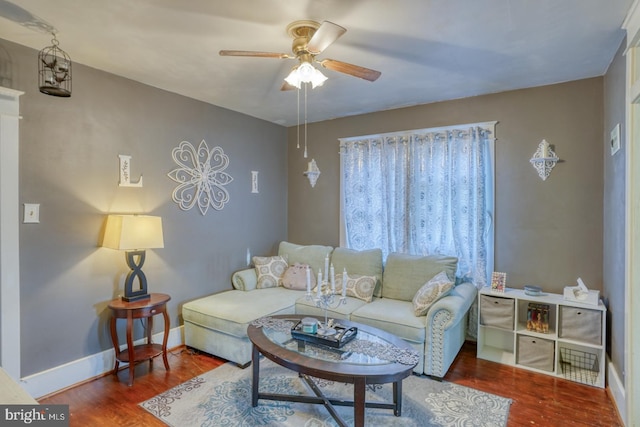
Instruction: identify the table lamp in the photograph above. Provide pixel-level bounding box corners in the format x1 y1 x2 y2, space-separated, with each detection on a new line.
102 214 164 302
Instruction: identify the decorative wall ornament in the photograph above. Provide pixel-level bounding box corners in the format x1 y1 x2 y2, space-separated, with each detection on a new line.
251 171 259 194
168 140 233 214
118 154 143 187
303 158 321 187
529 139 559 181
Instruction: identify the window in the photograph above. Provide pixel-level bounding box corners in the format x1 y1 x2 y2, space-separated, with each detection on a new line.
339 122 495 287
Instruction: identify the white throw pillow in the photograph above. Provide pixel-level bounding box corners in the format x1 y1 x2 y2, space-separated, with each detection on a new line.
412 271 454 316
311 274 377 302
253 255 288 289
337 274 377 302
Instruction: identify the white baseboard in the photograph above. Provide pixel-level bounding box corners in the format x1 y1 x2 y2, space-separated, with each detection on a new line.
19 326 184 399
607 354 626 426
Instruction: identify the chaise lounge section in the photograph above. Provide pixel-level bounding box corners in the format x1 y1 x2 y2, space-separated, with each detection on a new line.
182 241 477 377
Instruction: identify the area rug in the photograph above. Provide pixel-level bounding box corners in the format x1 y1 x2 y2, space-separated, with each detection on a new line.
140 359 511 426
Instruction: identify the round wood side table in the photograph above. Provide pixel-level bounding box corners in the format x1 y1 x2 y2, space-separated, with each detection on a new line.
108 293 171 386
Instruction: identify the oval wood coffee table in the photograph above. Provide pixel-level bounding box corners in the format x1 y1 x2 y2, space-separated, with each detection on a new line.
247 314 419 427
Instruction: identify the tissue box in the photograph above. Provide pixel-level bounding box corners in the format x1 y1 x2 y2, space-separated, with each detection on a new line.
563 286 600 306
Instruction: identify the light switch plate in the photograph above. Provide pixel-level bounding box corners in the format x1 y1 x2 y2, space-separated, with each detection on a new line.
24 203 40 223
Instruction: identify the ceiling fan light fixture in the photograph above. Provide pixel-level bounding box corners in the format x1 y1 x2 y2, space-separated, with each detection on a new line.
285 62 327 89
297 62 315 81
284 66 302 89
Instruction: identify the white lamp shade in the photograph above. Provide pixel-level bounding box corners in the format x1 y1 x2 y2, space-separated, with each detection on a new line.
285 62 327 89
102 215 164 250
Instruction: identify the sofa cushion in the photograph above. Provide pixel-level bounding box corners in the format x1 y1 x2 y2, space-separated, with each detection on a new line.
382 253 458 302
182 288 305 338
278 241 333 276
330 247 383 297
295 295 368 320
412 271 454 316
351 298 426 343
253 255 288 288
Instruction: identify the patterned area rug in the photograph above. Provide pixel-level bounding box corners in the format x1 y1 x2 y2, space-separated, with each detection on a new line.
140 359 511 426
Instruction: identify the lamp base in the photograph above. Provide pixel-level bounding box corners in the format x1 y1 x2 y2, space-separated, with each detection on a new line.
122 250 151 302
121 292 151 302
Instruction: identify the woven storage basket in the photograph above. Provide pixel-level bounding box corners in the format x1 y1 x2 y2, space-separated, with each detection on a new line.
559 306 602 345
480 295 515 330
517 335 555 372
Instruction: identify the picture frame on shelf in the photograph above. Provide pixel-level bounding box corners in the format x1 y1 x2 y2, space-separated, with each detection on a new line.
491 272 506 293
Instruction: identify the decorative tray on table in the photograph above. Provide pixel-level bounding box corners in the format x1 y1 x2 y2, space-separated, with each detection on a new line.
291 321 358 349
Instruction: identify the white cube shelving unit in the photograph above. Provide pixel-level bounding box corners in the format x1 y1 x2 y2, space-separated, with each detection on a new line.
477 287 607 388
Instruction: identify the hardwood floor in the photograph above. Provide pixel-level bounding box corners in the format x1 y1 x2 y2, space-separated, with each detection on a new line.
446 342 622 426
39 347 223 427
39 342 622 426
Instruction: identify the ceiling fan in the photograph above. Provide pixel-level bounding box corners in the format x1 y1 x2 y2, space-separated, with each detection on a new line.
219 20 381 90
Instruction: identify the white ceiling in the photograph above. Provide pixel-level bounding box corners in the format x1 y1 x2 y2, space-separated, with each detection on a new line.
0 0 632 126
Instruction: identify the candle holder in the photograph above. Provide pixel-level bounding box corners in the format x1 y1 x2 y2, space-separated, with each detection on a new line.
306 281 347 336
529 139 559 181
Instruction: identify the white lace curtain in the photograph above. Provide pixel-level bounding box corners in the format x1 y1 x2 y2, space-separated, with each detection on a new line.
340 122 495 287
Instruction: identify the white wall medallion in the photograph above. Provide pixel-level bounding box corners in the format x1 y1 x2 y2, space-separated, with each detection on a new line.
303 158 321 187
118 154 143 187
168 139 234 214
529 139 559 181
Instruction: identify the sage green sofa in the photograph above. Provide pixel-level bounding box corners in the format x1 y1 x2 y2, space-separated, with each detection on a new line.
182 241 477 378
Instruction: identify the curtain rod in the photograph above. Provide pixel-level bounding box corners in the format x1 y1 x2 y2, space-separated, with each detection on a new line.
338 121 498 144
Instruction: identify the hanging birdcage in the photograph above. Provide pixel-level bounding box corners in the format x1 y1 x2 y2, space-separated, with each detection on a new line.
38 34 71 97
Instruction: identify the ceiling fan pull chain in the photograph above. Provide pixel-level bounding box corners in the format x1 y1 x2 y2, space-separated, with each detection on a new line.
304 83 308 158
296 87 300 149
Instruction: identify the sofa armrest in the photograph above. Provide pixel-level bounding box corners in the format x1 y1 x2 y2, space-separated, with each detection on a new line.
425 281 477 330
423 281 477 377
231 268 258 291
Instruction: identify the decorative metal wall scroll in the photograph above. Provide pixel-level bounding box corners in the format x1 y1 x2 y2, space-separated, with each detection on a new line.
168 139 233 214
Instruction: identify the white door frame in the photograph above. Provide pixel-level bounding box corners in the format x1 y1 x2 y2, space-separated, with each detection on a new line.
0 86 22 380
623 3 640 425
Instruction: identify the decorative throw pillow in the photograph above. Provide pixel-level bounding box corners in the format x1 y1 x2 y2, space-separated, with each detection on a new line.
281 263 316 290
253 256 288 289
412 271 454 316
336 274 377 302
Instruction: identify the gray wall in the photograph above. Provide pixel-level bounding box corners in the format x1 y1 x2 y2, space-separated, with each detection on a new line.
603 39 626 382
1 39 288 377
288 78 604 295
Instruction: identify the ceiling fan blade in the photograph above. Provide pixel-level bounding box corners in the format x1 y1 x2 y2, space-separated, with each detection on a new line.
319 59 381 82
306 21 346 54
219 50 292 59
281 81 297 91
